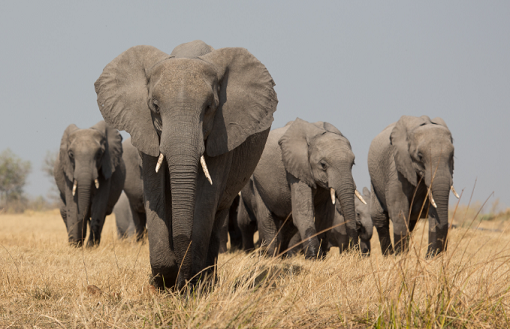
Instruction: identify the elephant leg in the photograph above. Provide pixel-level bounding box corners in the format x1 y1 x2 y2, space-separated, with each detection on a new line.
204 208 230 282
370 188 393 255
289 177 321 259
227 196 243 251
132 208 147 242
256 206 280 257
426 206 448 257
386 182 412 255
218 214 229 254
314 200 336 258
190 151 232 281
141 153 178 289
391 210 411 255
237 199 257 251
286 230 302 257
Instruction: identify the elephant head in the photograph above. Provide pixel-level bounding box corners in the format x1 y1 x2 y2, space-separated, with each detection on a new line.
390 115 455 254
94 40 277 284
57 121 122 245
278 118 363 248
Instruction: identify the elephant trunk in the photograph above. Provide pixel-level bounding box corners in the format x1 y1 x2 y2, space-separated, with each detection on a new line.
334 176 358 251
69 171 93 246
161 112 203 288
427 175 450 256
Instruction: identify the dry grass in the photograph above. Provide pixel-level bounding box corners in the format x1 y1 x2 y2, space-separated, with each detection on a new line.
0 206 510 328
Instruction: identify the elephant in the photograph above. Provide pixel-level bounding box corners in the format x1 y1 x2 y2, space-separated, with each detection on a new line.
54 121 125 247
367 115 457 256
94 40 278 289
120 137 146 241
325 187 373 255
241 118 365 259
113 192 135 238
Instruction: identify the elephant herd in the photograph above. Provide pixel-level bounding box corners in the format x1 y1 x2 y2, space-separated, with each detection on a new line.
54 40 457 290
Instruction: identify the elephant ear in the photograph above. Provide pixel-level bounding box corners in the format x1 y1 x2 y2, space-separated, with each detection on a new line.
312 121 344 137
90 121 123 180
170 40 214 58
278 118 325 188
390 115 428 186
362 187 371 200
59 124 80 182
200 48 278 157
94 45 171 157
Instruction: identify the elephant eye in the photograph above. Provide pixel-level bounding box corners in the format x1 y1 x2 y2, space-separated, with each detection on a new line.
417 152 423 161
320 161 327 171
151 99 160 114
68 151 74 159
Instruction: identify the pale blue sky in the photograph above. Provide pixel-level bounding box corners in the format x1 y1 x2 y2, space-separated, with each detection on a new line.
0 1 509 209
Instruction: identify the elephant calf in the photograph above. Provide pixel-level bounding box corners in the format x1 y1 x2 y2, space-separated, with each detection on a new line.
54 121 125 247
325 187 373 255
368 115 458 256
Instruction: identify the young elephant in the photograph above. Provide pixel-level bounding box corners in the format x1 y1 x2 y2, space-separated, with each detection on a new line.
368 115 458 256
54 121 125 247
248 118 365 259
326 187 373 255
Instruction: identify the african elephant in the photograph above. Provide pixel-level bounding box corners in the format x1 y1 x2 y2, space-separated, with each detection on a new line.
94 40 278 289
121 137 146 241
325 187 373 255
368 115 457 256
113 192 135 238
54 121 125 247
245 118 365 259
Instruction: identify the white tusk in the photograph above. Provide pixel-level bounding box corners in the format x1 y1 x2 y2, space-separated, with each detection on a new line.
451 185 459 199
201 156 213 185
330 188 336 204
94 179 99 189
355 190 367 205
429 189 437 208
155 153 164 173
72 180 77 196
238 191 241 197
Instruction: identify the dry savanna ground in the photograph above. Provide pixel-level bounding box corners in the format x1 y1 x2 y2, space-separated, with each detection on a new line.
0 202 510 328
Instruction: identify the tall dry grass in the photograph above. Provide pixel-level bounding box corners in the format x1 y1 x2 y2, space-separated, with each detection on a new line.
0 205 509 328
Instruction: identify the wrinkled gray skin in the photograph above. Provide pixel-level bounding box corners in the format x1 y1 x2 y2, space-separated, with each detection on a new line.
114 192 135 238
54 121 125 247
120 137 146 241
368 115 454 256
246 119 358 259
325 187 373 255
95 40 277 289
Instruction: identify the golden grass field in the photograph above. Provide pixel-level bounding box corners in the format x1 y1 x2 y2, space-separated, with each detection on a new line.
0 203 510 328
